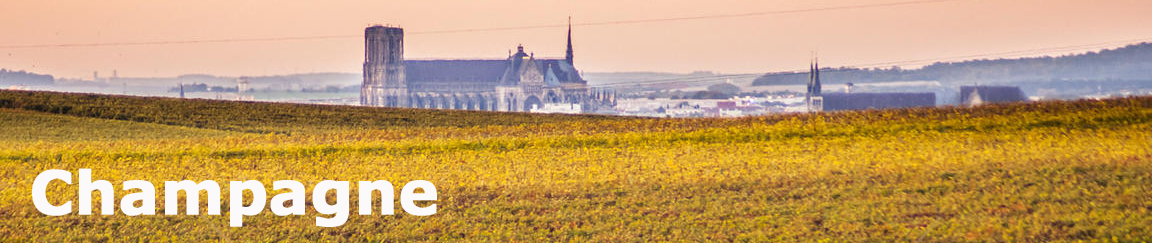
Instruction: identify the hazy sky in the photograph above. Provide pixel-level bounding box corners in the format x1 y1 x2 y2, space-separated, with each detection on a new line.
2 0 1151 79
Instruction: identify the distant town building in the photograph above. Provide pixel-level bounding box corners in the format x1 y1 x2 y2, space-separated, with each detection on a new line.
717 101 738 109
532 103 583 114
236 76 252 101
960 86 1027 106
708 101 765 117
237 77 250 94
965 88 984 106
0 69 54 86
359 23 615 112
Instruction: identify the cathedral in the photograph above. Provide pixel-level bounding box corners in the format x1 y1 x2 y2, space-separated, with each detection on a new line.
359 24 615 112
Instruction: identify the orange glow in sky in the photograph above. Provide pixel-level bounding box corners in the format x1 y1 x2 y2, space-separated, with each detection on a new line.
2 0 1151 78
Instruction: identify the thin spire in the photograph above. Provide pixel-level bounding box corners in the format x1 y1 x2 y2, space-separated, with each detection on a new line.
813 54 821 96
566 16 575 66
806 53 822 98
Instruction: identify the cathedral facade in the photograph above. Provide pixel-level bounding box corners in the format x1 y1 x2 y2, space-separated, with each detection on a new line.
360 25 615 112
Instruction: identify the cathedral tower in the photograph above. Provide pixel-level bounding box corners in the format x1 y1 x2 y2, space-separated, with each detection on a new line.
362 26 408 107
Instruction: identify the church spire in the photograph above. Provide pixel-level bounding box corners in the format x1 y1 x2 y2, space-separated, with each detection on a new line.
565 17 574 65
805 54 824 112
813 56 821 96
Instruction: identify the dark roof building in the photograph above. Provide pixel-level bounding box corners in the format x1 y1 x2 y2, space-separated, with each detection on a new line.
960 86 1027 106
823 92 936 111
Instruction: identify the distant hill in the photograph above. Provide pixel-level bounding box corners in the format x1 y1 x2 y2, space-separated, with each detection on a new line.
0 69 53 86
123 72 361 89
753 42 1152 86
49 72 361 94
583 71 720 86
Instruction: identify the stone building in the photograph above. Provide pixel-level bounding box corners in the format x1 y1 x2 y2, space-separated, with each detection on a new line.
360 24 615 112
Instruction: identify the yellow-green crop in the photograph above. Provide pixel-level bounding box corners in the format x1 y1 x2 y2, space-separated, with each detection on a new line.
1 90 1150 241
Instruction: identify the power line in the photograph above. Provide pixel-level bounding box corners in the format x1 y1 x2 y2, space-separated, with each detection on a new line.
0 35 358 50
576 0 970 27
0 0 972 50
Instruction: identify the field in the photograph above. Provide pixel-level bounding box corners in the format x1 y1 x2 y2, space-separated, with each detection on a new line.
1 90 1151 241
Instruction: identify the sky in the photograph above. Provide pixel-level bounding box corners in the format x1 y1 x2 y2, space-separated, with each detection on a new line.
1 0 1151 79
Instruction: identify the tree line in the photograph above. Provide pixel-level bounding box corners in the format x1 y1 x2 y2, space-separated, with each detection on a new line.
753 42 1152 86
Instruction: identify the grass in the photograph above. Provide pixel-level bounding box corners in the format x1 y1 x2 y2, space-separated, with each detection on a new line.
0 108 235 142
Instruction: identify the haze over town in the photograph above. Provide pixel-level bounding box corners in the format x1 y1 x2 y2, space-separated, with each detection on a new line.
3 0 1152 78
